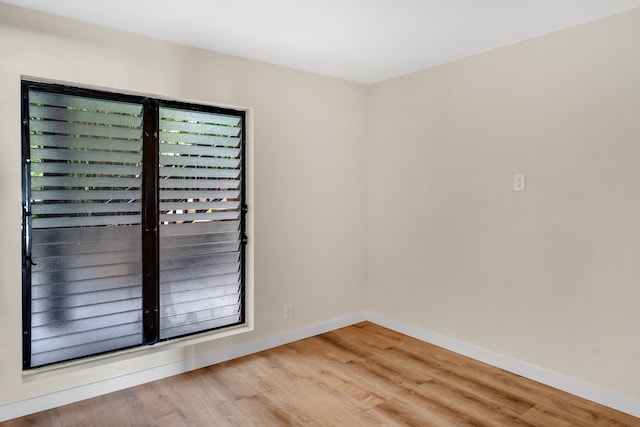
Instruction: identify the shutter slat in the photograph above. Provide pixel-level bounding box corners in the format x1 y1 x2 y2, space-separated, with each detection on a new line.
160 211 240 224
29 91 142 115
33 238 138 258
161 296 240 318
30 119 143 140
159 221 240 236
160 131 240 147
160 118 240 139
160 120 240 137
31 176 141 188
159 141 239 158
162 266 240 283
158 155 239 168
30 134 142 152
32 249 140 272
161 284 239 307
30 105 143 128
32 299 142 327
31 162 141 176
31 147 142 164
32 202 141 216
159 178 239 189
32 190 141 201
160 190 240 200
160 262 240 283
161 108 241 127
32 259 141 284
32 327 140 354
160 166 240 179
31 313 141 338
160 274 240 294
32 215 141 229
161 252 240 271
32 286 140 311
162 304 241 326
162 241 240 255
30 333 141 367
160 201 239 212
31 224 141 242
159 314 242 340
32 274 141 298
160 242 240 258
161 235 240 248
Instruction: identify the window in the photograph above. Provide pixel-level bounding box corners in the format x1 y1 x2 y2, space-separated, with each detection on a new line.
21 81 246 369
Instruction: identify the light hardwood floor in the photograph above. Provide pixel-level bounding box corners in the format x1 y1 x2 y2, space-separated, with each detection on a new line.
6 322 639 426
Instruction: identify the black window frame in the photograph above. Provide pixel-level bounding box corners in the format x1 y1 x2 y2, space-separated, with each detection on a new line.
21 80 247 369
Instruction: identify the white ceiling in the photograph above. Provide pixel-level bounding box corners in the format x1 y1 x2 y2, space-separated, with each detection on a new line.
3 0 640 84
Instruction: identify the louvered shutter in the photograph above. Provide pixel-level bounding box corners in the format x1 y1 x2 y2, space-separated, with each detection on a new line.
158 107 244 339
23 83 246 369
26 90 144 367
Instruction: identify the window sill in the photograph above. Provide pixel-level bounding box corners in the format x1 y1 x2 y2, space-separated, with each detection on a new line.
22 322 254 380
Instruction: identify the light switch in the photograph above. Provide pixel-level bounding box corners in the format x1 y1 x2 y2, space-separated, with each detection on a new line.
513 173 525 191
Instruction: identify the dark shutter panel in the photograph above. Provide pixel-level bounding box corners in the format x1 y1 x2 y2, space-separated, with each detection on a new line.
27 90 144 367
158 107 244 339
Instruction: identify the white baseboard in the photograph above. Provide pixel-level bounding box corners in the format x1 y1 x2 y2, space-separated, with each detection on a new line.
0 312 367 422
3 311 639 421
365 311 640 419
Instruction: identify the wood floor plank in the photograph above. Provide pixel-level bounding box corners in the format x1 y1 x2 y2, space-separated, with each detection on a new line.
238 351 356 425
275 345 387 411
382 346 537 416
5 322 639 426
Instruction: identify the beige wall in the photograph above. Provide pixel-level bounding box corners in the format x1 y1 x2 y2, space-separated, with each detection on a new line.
2 1 640 411
367 7 640 400
0 4 367 405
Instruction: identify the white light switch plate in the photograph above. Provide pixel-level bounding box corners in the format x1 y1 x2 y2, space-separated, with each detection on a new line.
513 173 525 191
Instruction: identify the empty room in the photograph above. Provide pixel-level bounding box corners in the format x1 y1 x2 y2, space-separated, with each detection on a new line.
1 0 639 425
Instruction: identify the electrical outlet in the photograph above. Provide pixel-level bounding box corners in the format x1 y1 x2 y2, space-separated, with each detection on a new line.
283 304 292 319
